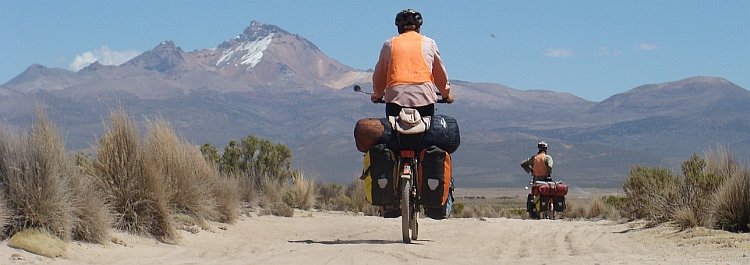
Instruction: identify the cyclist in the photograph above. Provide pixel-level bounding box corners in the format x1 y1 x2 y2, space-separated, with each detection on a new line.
371 9 454 118
371 9 454 218
520 141 554 182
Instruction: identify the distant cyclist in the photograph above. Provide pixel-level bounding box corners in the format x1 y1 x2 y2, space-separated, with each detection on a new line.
371 9 454 118
520 141 554 182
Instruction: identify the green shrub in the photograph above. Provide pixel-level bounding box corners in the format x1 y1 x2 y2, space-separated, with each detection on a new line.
451 202 465 216
621 165 680 221
621 148 748 232
601 195 627 210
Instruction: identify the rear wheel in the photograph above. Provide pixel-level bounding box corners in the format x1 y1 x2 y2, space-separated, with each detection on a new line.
401 178 412 243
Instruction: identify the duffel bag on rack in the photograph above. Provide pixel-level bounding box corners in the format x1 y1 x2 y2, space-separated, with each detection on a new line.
419 114 460 154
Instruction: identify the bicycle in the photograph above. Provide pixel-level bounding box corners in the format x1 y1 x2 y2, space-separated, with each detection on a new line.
354 85 451 243
526 177 568 220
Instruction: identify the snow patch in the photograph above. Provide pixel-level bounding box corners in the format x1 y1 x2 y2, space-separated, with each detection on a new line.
217 33 274 68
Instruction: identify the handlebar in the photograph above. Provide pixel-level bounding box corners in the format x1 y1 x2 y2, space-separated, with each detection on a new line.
354 85 449 104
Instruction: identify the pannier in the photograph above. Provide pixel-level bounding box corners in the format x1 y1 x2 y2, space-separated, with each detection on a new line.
553 196 566 212
361 143 397 206
424 194 453 220
526 194 537 215
418 146 452 208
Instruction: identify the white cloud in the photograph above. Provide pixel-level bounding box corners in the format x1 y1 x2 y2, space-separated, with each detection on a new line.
545 48 575 58
69 46 140 71
598 46 622 56
634 43 659 51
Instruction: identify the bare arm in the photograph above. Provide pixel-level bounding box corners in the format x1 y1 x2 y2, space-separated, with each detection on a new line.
372 41 390 99
431 44 450 98
520 156 534 174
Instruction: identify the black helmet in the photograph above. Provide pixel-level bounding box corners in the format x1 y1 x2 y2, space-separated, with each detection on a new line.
538 141 548 149
395 9 423 28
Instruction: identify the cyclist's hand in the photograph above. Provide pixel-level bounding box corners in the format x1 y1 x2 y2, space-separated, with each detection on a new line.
443 93 455 104
371 93 383 103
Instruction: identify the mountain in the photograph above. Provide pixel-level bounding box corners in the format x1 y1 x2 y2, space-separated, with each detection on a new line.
1 22 749 188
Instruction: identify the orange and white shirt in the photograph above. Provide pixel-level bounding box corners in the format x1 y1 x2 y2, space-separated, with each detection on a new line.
520 153 554 178
372 31 449 107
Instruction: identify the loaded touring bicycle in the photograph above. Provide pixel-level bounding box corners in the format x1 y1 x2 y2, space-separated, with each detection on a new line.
354 85 459 243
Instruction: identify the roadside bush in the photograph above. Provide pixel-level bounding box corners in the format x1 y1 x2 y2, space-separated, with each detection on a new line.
0 111 110 243
345 180 378 215
283 172 316 210
0 192 9 230
316 181 344 210
562 199 617 220
451 202 465 216
94 110 176 242
711 170 750 232
145 119 221 229
213 175 241 223
621 147 749 232
621 165 681 222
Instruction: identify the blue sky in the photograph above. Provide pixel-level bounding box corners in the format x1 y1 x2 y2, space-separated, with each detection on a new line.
1 0 748 101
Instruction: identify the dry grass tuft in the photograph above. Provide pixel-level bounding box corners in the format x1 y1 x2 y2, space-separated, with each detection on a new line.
562 198 620 221
93 109 176 243
69 172 112 244
587 198 610 219
711 170 750 232
0 115 74 241
283 172 316 210
8 228 67 258
0 190 10 233
144 119 220 227
213 175 241 223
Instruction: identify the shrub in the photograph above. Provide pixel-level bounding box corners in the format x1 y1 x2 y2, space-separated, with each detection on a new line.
0 117 74 241
563 201 587 219
283 172 316 210
93 110 176 242
451 202 465 216
602 195 627 210
345 180 377 215
1 111 111 243
316 181 344 210
711 170 750 232
586 198 610 219
213 175 241 223
621 147 748 232
0 191 10 235
144 119 222 228
621 165 681 221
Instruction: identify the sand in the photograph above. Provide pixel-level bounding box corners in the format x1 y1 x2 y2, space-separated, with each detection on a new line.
2 208 749 265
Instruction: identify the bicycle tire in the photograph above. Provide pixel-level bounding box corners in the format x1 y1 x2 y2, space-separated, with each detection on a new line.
401 178 412 243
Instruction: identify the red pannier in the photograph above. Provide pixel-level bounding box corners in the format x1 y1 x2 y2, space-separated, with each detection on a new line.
533 181 568 197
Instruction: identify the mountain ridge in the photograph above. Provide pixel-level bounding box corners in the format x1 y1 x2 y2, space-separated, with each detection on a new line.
1 22 748 188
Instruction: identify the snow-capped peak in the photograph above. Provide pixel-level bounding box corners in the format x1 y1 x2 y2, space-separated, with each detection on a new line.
217 33 274 67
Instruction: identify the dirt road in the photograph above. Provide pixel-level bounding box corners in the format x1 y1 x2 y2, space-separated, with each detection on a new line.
3 210 749 265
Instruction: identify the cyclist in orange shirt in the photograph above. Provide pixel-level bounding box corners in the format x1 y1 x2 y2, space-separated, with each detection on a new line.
371 9 454 117
521 141 554 182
